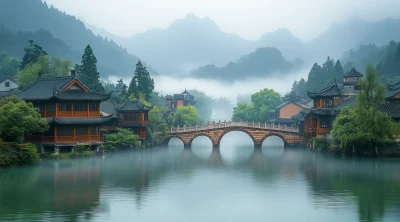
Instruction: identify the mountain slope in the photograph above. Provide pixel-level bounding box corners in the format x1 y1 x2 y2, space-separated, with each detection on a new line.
190 47 303 81
0 0 156 77
125 14 252 74
255 29 307 60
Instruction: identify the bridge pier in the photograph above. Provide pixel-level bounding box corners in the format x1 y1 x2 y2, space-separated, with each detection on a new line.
254 143 262 149
184 143 191 149
213 143 220 149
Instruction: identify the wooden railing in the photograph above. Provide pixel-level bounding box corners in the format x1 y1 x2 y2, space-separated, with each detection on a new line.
119 120 150 125
55 111 99 118
167 121 299 134
25 135 101 143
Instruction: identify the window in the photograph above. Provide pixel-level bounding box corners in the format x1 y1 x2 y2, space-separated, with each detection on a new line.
5 82 10 87
58 103 72 111
124 114 132 121
144 112 148 121
323 99 333 108
47 103 55 111
74 103 87 111
320 120 329 128
76 127 87 136
57 127 73 136
89 103 98 111
90 126 98 135
123 113 139 121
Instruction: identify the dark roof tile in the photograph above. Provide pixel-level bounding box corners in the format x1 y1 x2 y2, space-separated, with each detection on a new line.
100 101 118 116
311 108 332 116
307 83 342 98
116 100 152 112
378 102 400 119
55 91 110 100
343 67 363 77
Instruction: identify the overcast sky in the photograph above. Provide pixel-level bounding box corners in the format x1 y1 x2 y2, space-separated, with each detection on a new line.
43 0 400 41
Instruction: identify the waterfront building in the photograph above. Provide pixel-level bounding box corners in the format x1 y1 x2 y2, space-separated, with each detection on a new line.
268 91 309 127
165 89 196 110
17 71 111 153
100 100 152 140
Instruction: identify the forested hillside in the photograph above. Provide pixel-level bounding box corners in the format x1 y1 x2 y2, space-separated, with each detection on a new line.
190 47 303 81
0 0 156 77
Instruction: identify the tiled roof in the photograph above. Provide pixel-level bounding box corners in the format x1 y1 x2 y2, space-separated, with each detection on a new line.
55 90 110 101
333 96 357 112
291 112 304 121
378 102 400 119
307 83 342 98
343 67 363 77
273 118 295 124
116 100 152 112
17 76 75 100
100 101 118 116
275 101 289 109
387 81 400 91
0 76 18 85
0 88 20 97
268 109 276 113
46 116 113 125
385 87 400 99
300 108 311 114
17 76 110 101
311 108 332 116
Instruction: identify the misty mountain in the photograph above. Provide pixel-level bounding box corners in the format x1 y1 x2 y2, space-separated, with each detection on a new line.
124 13 252 74
0 0 156 78
190 47 303 81
310 17 400 61
255 29 307 60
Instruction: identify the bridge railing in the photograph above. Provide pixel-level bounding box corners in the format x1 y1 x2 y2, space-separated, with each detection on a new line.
168 121 299 134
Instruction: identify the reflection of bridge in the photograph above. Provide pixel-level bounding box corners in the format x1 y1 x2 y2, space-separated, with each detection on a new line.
166 121 304 148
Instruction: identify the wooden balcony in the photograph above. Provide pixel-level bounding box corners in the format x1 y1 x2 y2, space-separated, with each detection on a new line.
57 111 99 118
25 135 101 143
119 120 149 125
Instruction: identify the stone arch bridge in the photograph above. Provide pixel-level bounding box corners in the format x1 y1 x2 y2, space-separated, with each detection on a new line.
166 121 304 148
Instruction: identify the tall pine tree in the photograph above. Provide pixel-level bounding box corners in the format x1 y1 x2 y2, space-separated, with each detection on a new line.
333 59 344 82
21 40 47 69
133 61 154 100
127 76 138 99
77 45 105 93
306 63 323 91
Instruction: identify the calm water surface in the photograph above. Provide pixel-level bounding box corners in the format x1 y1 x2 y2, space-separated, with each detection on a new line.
1 133 400 222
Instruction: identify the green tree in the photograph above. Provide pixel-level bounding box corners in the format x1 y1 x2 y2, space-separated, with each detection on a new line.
0 51 20 79
127 74 138 99
333 59 344 82
171 106 199 127
20 40 47 69
0 96 48 143
148 105 168 134
331 65 400 155
134 61 154 100
102 128 140 150
77 45 105 92
16 56 72 88
188 89 213 122
232 102 258 122
306 63 324 91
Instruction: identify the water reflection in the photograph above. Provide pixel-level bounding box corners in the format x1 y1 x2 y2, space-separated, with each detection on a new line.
1 142 400 221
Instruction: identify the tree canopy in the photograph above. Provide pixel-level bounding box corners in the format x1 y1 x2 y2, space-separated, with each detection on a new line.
331 65 400 155
0 96 48 142
169 106 199 127
76 45 105 92
0 51 20 79
232 88 282 122
20 40 47 69
16 55 72 88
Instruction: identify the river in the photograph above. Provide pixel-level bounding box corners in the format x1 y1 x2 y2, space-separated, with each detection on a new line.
1 133 400 222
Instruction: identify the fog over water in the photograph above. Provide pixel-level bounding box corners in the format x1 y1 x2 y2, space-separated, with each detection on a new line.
110 67 309 103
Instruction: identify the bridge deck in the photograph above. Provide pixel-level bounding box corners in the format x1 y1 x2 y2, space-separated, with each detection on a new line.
168 122 299 134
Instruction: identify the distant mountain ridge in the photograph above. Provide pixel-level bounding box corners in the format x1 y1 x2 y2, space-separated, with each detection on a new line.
0 0 156 78
190 47 303 81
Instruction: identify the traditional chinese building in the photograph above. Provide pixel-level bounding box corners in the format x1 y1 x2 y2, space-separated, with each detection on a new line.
268 91 309 127
17 71 111 153
301 68 364 138
100 100 152 140
165 90 196 110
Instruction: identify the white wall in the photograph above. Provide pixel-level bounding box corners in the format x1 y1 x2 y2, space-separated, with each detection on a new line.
0 79 18 91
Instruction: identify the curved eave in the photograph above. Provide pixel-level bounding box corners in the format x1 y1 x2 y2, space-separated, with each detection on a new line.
46 116 114 125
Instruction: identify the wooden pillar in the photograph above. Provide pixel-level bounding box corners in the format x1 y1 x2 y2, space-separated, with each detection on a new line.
54 127 58 142
87 127 91 141
44 104 47 118
55 103 58 117
141 113 144 124
87 103 90 117
71 103 74 117
98 103 100 117
73 127 76 142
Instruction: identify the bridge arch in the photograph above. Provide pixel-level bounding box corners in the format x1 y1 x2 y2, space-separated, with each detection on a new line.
166 136 185 146
260 133 288 147
189 134 215 147
217 128 257 147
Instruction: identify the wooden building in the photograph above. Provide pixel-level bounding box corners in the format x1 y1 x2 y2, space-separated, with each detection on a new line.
268 92 309 127
165 90 196 110
17 73 111 153
101 100 152 140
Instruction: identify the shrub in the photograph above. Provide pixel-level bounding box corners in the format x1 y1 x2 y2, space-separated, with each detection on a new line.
0 142 41 167
103 128 140 150
313 137 329 153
